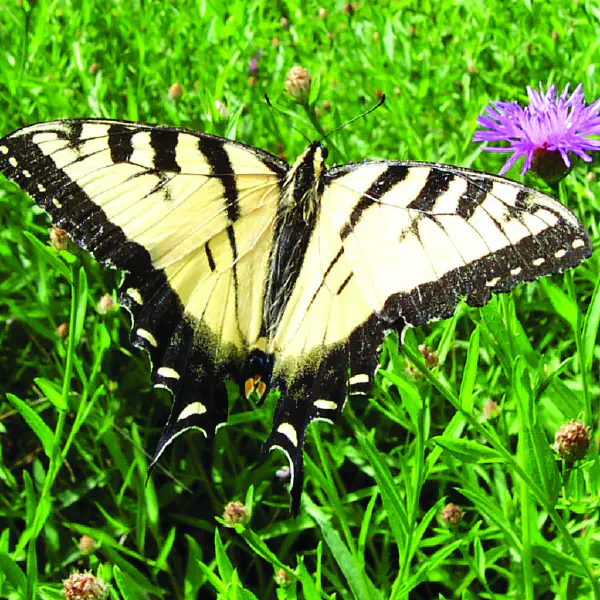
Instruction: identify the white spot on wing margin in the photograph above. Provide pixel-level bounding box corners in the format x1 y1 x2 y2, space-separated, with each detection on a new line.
277 423 298 447
349 373 369 386
157 367 180 379
178 401 207 421
136 328 158 347
268 444 295 491
314 399 337 410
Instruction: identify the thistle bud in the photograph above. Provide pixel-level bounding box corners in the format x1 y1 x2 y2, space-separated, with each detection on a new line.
168 82 184 100
63 571 108 600
223 501 250 527
554 420 591 461
441 503 464 526
418 344 438 369
50 225 70 252
285 66 312 104
97 294 116 315
78 534 96 554
275 568 293 587
531 147 572 184
482 399 500 420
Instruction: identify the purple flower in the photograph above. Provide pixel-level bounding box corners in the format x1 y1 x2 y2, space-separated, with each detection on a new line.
248 51 265 75
473 84 600 180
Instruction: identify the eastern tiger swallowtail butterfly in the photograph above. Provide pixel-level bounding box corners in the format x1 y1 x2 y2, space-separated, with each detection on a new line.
0 119 592 512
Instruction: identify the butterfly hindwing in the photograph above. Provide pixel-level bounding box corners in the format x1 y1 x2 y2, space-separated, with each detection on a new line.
0 119 288 459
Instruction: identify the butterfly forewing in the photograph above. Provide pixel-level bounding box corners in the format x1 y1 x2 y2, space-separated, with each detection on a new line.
324 161 592 327
0 119 287 459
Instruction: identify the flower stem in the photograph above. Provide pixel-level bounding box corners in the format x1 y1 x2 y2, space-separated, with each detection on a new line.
26 262 79 599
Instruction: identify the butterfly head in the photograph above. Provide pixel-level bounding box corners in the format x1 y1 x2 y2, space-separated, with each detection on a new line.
284 142 329 217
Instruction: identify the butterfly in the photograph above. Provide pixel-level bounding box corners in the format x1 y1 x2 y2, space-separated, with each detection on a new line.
0 118 592 512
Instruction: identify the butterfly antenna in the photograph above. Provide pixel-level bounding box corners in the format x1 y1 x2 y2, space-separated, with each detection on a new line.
264 94 312 144
319 94 386 143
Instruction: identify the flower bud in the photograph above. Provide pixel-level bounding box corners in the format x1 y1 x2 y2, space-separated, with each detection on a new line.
50 225 70 252
554 420 591 461
441 503 464 526
97 294 117 315
531 147 572 184
78 534 96 554
285 66 312 104
482 399 500 420
275 568 293 587
418 344 438 369
168 82 183 100
223 501 250 527
63 571 108 600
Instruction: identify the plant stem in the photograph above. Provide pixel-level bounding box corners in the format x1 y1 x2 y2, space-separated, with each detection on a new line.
26 263 79 599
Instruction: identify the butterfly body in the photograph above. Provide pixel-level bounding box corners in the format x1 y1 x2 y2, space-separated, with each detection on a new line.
0 119 592 512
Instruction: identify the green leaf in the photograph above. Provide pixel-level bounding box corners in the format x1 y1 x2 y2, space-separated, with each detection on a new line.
307 501 383 600
184 535 206 598
73 266 88 345
22 471 36 527
460 327 480 412
582 268 600 372
531 543 587 578
431 437 505 464
541 279 579 330
6 394 55 458
514 359 560 505
33 378 67 412
37 587 66 600
155 527 176 572
238 528 294 574
0 552 27 592
378 367 422 426
398 539 464 594
214 528 234 582
458 486 521 550
23 231 72 282
297 557 319 600
113 565 142 600
196 559 228 595
355 432 409 550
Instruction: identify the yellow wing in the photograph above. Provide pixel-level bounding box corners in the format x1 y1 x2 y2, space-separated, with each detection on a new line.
263 160 591 511
325 161 591 325
0 119 287 459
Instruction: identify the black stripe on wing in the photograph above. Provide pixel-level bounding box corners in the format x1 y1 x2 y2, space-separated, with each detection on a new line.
340 166 408 241
327 162 592 328
381 205 592 327
264 314 384 513
0 122 257 466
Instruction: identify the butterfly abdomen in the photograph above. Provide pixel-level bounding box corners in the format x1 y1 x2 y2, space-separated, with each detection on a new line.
264 142 328 335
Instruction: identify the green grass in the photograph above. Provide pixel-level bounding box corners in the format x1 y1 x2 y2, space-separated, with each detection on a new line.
1 0 600 598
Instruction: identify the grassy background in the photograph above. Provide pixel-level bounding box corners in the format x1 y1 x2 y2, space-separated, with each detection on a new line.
1 0 600 598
